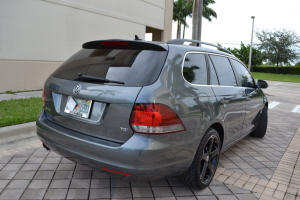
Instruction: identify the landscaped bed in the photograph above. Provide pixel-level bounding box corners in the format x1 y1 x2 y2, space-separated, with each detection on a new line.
0 97 43 127
252 72 300 83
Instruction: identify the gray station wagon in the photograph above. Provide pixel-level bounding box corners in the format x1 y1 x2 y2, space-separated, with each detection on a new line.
36 38 268 189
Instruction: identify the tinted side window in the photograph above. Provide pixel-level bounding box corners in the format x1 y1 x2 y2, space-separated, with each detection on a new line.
209 55 237 86
183 53 207 85
207 56 219 85
231 59 254 87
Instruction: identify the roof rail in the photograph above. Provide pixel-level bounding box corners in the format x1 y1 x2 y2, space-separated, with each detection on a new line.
167 39 233 55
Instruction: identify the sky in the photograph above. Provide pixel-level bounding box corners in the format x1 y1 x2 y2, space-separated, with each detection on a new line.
171 0 300 49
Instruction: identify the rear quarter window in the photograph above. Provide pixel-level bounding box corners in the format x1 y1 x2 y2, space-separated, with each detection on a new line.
52 49 167 87
183 53 208 85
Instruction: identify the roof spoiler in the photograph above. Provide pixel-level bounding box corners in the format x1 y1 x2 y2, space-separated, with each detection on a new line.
82 40 167 51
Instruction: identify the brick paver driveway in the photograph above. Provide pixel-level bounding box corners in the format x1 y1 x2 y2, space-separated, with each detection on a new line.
1 81 300 200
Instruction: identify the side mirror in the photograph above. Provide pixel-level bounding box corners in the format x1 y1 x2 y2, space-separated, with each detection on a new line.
257 80 268 89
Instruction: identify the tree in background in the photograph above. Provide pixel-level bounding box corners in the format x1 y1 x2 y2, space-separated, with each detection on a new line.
202 0 217 22
173 0 217 39
256 29 300 73
218 42 264 69
192 0 217 40
191 0 202 40
173 0 191 39
182 0 193 38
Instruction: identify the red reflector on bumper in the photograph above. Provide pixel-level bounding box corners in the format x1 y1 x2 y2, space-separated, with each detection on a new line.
101 167 133 176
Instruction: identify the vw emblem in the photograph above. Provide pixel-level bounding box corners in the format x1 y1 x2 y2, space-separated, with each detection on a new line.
73 84 81 94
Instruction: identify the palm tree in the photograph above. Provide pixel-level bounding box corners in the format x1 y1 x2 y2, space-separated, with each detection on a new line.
192 0 217 40
173 0 193 39
182 0 193 38
192 0 202 41
173 0 182 39
174 0 217 39
203 0 217 21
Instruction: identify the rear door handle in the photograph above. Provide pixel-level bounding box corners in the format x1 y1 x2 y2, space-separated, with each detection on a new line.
220 98 229 104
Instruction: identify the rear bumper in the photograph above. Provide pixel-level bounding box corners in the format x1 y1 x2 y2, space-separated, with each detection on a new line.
36 109 200 181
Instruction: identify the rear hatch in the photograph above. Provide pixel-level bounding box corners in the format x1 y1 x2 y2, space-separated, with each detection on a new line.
42 40 168 143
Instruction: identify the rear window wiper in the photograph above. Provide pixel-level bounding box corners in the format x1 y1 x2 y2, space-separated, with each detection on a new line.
77 73 124 84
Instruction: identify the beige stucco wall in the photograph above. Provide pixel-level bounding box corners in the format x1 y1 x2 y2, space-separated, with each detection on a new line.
0 60 62 93
163 0 173 42
0 0 173 93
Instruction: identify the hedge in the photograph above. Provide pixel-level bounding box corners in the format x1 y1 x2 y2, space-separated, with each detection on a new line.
252 66 300 75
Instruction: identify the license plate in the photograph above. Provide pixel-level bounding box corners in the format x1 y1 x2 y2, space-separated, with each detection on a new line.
64 96 92 119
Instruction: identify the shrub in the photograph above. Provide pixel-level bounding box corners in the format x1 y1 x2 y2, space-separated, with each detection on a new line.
252 66 300 75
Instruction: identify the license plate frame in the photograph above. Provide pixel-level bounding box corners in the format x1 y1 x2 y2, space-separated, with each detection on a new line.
64 96 93 119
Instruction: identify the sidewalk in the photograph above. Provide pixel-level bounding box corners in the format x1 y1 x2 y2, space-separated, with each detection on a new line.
0 91 42 101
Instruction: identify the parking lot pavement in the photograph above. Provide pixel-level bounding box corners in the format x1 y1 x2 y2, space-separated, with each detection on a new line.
0 81 300 200
0 144 261 200
1 109 299 200
268 101 300 113
264 81 300 105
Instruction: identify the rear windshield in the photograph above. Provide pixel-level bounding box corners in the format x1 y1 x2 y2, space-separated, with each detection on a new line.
52 49 167 87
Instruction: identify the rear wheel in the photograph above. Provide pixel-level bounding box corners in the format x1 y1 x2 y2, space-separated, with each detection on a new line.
180 128 220 189
250 105 268 138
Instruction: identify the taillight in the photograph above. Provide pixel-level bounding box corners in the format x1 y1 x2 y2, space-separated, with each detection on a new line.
42 88 46 102
130 103 185 134
100 41 129 49
100 41 129 46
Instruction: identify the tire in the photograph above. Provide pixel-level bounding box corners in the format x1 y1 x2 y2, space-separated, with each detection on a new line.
250 105 268 138
179 128 221 189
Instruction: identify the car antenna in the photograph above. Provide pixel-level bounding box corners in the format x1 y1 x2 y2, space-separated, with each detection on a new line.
135 35 142 41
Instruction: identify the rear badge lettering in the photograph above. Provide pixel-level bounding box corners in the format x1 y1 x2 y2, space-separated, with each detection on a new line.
120 127 128 131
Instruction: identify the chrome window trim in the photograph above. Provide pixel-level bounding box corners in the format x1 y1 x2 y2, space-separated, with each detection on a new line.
207 52 248 72
229 57 256 88
181 52 209 87
181 51 242 87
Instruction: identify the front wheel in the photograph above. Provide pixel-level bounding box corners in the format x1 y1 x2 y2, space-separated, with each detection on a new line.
180 128 221 189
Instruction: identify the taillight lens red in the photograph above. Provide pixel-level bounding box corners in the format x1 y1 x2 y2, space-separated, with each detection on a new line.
100 41 129 46
42 88 46 102
130 103 185 134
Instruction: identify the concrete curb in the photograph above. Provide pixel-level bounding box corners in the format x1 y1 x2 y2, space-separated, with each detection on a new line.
0 122 36 144
0 91 42 101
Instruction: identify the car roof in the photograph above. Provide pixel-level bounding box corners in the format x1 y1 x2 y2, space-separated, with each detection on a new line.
167 43 233 57
167 39 233 57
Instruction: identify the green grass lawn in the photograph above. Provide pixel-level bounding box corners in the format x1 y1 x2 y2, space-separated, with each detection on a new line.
0 97 43 127
251 72 300 83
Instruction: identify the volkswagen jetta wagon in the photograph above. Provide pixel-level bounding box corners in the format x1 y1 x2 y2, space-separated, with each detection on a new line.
36 38 268 189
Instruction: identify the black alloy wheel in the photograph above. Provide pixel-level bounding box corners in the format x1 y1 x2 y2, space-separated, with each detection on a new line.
180 128 221 189
199 134 220 185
